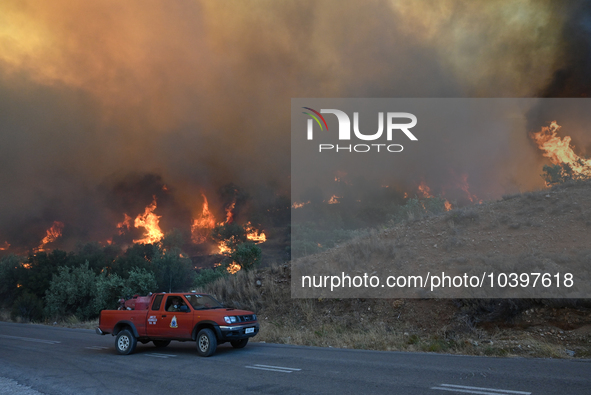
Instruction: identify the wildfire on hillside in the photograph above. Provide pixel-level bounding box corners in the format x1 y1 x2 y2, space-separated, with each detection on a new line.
530 121 591 184
0 241 9 251
34 221 64 252
133 196 164 244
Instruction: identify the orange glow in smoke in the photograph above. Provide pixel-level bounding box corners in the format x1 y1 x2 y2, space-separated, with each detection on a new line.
35 221 64 252
191 194 216 244
530 121 591 181
133 196 164 244
0 241 9 251
291 201 310 209
328 195 340 204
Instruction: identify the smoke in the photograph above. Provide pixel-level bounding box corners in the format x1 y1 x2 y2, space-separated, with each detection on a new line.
0 0 589 250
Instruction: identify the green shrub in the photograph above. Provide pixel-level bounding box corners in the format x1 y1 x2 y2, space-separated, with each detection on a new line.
10 292 43 322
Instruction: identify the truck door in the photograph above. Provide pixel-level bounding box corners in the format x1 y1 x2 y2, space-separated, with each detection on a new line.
146 294 169 338
148 295 193 339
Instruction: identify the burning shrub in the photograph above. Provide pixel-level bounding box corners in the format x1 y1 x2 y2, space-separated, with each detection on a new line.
230 242 262 272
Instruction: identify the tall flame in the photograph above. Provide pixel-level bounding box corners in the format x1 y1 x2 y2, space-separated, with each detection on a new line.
225 201 236 224
191 194 216 244
133 196 164 244
35 221 64 252
530 121 591 179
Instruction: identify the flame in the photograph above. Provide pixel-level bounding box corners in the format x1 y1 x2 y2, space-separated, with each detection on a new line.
117 213 132 235
418 181 433 198
328 195 340 204
0 241 9 251
22 263 32 269
530 121 591 180
225 201 236 224
35 221 64 252
292 201 310 209
245 221 266 243
417 181 453 210
218 242 232 255
133 196 164 244
403 192 408 199
191 194 216 244
17 284 22 288
457 174 481 204
227 262 241 274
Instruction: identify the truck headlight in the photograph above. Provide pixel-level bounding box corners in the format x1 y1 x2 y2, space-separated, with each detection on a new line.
224 316 237 324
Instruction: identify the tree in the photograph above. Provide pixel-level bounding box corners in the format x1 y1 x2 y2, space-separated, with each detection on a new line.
151 246 194 292
44 261 97 320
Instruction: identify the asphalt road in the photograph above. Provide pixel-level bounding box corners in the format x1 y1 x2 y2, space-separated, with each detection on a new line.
0 322 589 395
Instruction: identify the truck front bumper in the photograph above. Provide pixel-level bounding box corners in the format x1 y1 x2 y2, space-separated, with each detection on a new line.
217 323 260 341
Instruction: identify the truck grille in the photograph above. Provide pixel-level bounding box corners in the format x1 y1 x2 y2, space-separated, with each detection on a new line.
237 314 255 322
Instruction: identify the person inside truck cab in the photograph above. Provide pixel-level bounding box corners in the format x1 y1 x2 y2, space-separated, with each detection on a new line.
166 297 188 312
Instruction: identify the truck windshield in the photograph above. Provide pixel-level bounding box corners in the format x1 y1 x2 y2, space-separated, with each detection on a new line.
184 294 223 310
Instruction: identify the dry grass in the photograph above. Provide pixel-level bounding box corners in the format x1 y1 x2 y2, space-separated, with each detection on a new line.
198 262 591 358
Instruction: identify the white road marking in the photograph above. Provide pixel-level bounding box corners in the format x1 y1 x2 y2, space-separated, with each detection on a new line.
0 334 60 344
245 364 301 373
431 384 531 395
145 353 177 359
85 346 109 350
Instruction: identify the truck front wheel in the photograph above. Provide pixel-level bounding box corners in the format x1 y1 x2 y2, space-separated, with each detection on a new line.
196 328 217 357
115 329 137 355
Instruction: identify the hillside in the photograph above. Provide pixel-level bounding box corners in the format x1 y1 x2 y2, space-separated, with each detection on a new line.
203 180 591 358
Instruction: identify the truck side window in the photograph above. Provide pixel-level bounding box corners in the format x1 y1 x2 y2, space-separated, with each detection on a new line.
152 294 163 311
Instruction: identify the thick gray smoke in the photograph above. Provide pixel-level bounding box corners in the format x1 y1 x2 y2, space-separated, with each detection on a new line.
0 0 589 251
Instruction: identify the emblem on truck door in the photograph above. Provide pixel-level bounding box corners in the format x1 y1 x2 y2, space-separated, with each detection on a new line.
170 315 178 328
148 315 157 325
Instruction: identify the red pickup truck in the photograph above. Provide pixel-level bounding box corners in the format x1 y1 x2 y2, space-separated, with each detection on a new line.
96 292 259 357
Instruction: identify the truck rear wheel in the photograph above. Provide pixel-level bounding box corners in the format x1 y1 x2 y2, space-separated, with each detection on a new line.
231 338 249 349
196 328 217 357
115 329 137 355
153 340 171 348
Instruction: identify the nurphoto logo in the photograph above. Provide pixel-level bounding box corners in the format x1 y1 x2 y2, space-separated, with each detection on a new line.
303 107 417 153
